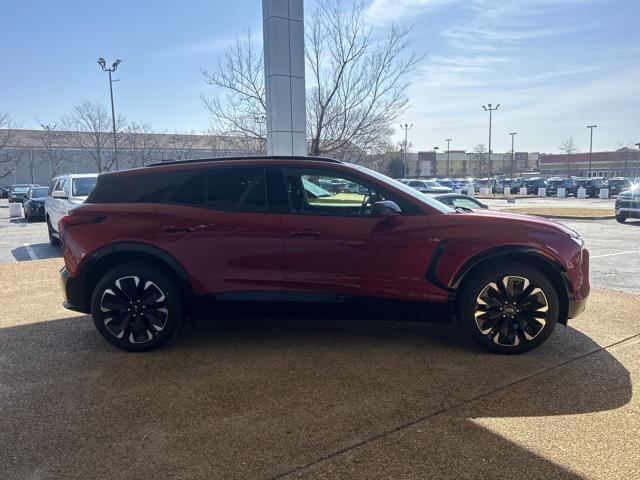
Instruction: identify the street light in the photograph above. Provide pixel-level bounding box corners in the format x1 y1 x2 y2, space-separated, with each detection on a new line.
98 57 122 170
509 132 517 178
399 123 413 178
445 139 452 177
586 125 597 177
482 103 500 177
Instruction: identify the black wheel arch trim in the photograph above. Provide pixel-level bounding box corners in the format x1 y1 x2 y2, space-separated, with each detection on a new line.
426 240 573 312
81 242 193 302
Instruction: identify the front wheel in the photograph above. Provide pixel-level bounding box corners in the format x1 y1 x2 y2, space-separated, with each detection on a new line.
616 212 627 224
90 262 185 352
457 261 559 354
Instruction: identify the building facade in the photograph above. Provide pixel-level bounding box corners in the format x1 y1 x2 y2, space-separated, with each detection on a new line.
539 151 640 178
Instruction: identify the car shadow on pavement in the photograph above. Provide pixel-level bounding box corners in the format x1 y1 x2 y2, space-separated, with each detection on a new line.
0 315 631 479
10 242 62 261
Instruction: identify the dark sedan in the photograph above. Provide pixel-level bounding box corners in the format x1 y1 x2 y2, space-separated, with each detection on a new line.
607 177 632 196
22 186 49 221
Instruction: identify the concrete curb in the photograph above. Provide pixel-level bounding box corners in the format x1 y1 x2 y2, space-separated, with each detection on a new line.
518 213 616 220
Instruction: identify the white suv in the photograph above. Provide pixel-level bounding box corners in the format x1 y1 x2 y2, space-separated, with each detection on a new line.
45 173 98 246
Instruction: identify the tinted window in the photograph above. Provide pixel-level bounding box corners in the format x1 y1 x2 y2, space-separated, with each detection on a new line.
88 170 205 206
206 168 266 212
48 179 58 195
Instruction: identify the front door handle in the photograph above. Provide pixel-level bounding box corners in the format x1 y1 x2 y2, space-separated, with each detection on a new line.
164 225 195 234
290 229 323 239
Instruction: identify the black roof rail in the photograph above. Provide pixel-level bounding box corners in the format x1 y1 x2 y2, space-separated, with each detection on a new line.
147 155 342 168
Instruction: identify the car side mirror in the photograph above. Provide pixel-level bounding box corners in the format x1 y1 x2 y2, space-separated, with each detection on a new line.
481 203 489 209
372 200 402 217
53 190 68 199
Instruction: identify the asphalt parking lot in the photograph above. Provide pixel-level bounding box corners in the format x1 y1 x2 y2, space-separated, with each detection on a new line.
1 197 639 479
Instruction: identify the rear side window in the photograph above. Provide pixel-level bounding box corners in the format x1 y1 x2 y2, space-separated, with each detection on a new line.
88 170 205 206
206 168 267 212
48 179 59 195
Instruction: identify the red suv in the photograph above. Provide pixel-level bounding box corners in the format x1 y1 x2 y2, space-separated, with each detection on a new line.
58 157 589 353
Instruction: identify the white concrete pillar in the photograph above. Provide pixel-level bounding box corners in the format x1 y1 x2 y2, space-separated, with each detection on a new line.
557 187 566 198
538 187 546 197
577 188 587 199
263 0 307 156
519 187 527 196
599 188 609 199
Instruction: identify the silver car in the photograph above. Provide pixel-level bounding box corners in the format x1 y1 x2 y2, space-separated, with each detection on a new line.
45 174 98 246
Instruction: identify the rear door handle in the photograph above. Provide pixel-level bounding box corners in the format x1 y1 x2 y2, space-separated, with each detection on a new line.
164 225 195 234
290 229 323 239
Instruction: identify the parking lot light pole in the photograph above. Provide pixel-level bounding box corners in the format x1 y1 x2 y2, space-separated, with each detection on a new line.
98 57 122 170
509 132 517 179
483 104 500 177
587 125 597 177
445 139 452 177
400 123 413 178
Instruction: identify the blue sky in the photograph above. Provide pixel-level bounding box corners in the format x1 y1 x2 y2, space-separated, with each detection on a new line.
2 0 638 153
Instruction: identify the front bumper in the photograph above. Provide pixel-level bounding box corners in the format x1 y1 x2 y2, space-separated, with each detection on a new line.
60 267 90 314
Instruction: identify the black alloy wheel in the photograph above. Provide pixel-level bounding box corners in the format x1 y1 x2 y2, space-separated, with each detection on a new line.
91 263 184 351
457 262 559 354
474 276 549 347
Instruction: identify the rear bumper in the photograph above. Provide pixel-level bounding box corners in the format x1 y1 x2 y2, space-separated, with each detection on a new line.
60 267 90 314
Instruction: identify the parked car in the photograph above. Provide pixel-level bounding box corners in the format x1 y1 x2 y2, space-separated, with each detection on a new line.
546 178 577 196
0 185 10 199
9 184 34 203
58 156 589 354
508 178 525 194
22 185 49 221
400 179 453 194
475 178 497 193
45 173 98 246
614 185 640 223
431 193 489 210
607 177 632 196
522 178 548 194
583 177 608 198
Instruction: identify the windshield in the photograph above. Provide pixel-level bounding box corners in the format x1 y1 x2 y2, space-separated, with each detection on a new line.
31 187 48 198
11 185 30 193
346 164 454 213
72 177 97 197
302 177 332 198
425 180 442 187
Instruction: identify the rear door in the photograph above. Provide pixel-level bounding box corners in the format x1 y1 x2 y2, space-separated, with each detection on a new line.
154 166 285 296
278 166 434 302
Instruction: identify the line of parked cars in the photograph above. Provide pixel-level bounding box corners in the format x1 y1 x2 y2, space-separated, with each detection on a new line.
398 176 638 198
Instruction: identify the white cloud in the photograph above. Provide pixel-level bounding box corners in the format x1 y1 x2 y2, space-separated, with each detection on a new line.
364 0 455 24
153 37 234 58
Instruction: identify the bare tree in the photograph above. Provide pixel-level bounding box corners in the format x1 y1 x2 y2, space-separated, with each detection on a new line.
616 141 636 177
200 30 266 149
31 123 65 177
61 101 126 172
201 0 422 160
0 112 18 180
473 144 487 177
167 131 200 161
559 137 579 177
121 122 162 167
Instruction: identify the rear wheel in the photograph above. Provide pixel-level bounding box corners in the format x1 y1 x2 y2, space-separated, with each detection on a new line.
457 261 559 354
90 262 185 352
46 216 60 246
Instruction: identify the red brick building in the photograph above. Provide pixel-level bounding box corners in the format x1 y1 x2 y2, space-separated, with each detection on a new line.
539 150 640 178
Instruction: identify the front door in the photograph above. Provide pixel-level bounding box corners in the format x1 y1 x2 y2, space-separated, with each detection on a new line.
279 167 433 303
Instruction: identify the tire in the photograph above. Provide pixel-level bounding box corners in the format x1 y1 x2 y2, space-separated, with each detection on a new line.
616 212 627 224
24 210 30 222
90 262 185 352
46 216 60 247
457 261 559 354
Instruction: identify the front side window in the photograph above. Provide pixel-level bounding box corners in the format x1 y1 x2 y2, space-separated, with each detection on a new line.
282 168 411 217
206 167 267 212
